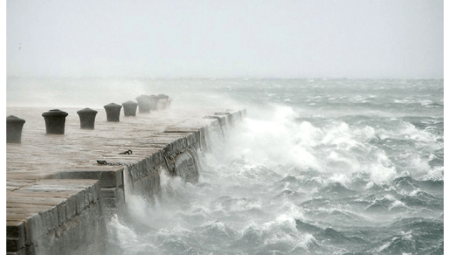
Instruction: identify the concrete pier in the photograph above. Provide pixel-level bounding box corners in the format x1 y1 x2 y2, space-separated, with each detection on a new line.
6 106 246 255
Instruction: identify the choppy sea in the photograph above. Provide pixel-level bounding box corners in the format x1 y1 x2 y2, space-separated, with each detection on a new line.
8 78 444 254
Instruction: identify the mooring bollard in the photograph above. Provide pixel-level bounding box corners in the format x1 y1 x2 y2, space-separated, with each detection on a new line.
104 103 122 122
167 97 173 109
136 95 151 113
149 95 158 110
42 109 68 134
122 101 138 116
6 115 26 143
77 108 98 129
157 94 169 110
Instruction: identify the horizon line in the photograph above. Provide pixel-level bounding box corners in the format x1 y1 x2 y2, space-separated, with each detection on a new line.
6 75 444 80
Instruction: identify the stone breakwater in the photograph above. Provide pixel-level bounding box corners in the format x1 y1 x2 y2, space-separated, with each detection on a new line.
6 106 246 255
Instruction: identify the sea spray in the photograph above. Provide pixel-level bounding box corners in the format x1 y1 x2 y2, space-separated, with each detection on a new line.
104 79 442 255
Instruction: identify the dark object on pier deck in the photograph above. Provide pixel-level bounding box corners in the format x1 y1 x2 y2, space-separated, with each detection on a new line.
42 109 68 134
122 101 138 116
77 108 98 129
148 95 158 110
104 103 122 122
156 94 170 110
136 95 152 113
6 115 25 143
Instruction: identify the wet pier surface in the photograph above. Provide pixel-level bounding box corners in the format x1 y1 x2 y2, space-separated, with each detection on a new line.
6 106 239 254
7 107 223 186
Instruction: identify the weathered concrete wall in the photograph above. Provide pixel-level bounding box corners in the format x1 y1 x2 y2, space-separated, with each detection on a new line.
6 108 245 255
7 180 106 255
123 151 163 204
121 115 230 204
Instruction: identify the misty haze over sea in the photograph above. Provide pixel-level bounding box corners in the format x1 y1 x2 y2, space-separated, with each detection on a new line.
7 0 442 79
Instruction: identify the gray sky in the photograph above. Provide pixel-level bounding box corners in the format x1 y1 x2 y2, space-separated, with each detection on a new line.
7 0 443 79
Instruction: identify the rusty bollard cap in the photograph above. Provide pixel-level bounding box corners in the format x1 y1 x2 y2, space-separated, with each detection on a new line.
104 103 122 109
42 109 68 117
7 115 26 123
77 108 98 114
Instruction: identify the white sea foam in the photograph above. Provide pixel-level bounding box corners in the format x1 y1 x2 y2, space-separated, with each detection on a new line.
105 79 442 254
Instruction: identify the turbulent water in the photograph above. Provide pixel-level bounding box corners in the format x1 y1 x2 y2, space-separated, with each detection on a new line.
8 78 444 254
99 79 442 255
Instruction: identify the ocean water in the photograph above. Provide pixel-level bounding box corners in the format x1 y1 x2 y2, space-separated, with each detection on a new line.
102 78 443 255
8 78 444 254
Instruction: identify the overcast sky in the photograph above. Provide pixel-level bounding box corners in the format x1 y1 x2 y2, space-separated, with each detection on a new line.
7 0 443 79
